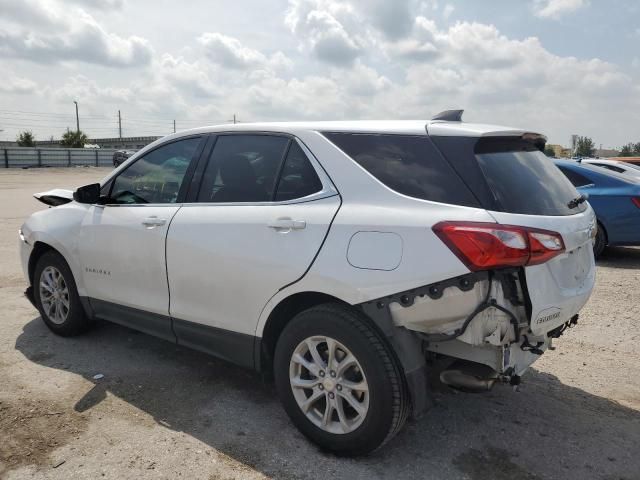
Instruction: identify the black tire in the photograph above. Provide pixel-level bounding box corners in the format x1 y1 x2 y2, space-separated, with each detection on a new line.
593 223 607 258
33 250 91 336
274 303 409 456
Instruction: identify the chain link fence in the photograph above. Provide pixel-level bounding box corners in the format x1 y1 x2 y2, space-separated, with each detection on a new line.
2 148 118 168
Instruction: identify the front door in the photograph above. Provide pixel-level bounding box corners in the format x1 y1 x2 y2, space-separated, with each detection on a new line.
166 135 340 366
77 136 204 340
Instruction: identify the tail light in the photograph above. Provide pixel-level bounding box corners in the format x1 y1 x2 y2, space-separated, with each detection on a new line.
631 197 640 209
433 221 565 271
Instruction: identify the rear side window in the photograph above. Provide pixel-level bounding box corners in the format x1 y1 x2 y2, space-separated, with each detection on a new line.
274 142 323 201
593 163 623 173
323 132 480 207
472 138 587 215
198 135 289 202
557 166 593 187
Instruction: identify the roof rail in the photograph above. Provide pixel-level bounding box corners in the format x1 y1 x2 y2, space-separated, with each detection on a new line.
431 109 464 122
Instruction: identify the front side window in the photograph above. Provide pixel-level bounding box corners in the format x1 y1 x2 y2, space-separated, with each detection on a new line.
109 137 201 204
197 135 290 202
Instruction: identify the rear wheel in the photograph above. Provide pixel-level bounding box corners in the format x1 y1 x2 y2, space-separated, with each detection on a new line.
593 223 606 258
274 304 409 456
33 250 91 336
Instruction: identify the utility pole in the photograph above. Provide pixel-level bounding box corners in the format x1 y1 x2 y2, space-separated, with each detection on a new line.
233 114 236 124
173 120 176 133
73 101 79 134
118 110 122 139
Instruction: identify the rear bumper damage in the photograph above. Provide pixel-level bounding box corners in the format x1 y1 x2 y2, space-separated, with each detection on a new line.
359 268 584 416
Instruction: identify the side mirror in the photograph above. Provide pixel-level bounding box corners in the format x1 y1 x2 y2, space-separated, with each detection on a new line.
73 183 101 204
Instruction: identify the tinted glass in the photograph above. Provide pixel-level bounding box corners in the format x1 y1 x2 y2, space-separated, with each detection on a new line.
474 138 587 215
594 163 624 173
323 132 480 207
110 137 200 204
198 135 290 202
557 166 594 187
274 142 323 201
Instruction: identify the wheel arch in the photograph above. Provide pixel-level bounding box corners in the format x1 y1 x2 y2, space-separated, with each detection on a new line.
258 289 431 419
597 219 609 246
259 291 350 373
27 240 94 319
28 241 58 286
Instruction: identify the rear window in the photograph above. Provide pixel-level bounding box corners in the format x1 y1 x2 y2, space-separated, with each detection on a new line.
323 132 480 207
472 138 587 216
557 166 593 187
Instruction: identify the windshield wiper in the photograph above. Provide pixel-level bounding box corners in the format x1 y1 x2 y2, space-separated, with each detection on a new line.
567 194 588 209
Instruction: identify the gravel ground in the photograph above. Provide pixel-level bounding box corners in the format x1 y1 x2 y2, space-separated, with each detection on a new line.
1 167 639 480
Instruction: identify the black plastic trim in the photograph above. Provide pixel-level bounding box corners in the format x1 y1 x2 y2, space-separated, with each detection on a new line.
172 318 255 370
24 287 36 308
89 298 175 342
85 298 259 371
359 271 489 315
431 109 464 121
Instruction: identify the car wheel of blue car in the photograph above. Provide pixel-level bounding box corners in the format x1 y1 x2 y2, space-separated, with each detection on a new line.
593 223 607 258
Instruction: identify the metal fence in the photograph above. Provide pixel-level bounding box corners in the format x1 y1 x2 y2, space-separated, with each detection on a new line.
2 148 118 168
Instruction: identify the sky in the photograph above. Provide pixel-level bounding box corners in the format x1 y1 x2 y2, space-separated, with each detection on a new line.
0 0 639 148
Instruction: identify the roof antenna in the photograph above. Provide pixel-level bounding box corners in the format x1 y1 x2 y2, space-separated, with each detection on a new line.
431 109 464 122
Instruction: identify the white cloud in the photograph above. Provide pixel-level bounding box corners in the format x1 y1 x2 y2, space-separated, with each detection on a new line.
0 72 39 94
534 0 588 19
198 32 292 73
285 0 363 66
0 0 153 66
198 33 268 70
158 54 218 98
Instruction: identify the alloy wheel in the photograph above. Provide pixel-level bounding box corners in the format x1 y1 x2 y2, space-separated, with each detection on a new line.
39 266 70 325
289 335 369 434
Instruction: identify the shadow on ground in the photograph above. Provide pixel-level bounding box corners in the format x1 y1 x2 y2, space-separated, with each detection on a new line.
597 246 640 269
14 318 640 480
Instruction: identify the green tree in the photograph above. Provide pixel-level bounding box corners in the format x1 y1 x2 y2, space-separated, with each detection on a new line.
544 145 556 157
619 144 634 157
60 130 89 148
575 136 595 157
619 142 640 157
16 130 36 147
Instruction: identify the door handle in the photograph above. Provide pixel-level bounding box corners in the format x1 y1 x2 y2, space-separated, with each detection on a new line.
142 216 167 228
268 218 306 231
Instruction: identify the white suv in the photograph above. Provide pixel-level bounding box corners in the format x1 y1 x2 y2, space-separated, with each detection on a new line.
19 112 596 456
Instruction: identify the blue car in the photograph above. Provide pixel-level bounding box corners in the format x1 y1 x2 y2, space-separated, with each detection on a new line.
554 159 640 257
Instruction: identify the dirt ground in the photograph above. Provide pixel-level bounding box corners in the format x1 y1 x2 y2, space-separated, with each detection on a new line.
0 167 639 480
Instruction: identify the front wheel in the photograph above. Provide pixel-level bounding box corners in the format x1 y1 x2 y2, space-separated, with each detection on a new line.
274 304 409 456
33 250 91 336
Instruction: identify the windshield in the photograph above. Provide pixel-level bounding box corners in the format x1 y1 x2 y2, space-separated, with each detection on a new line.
473 138 587 216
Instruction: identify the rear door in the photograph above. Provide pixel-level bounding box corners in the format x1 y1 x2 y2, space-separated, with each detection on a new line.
433 136 596 335
166 134 340 365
